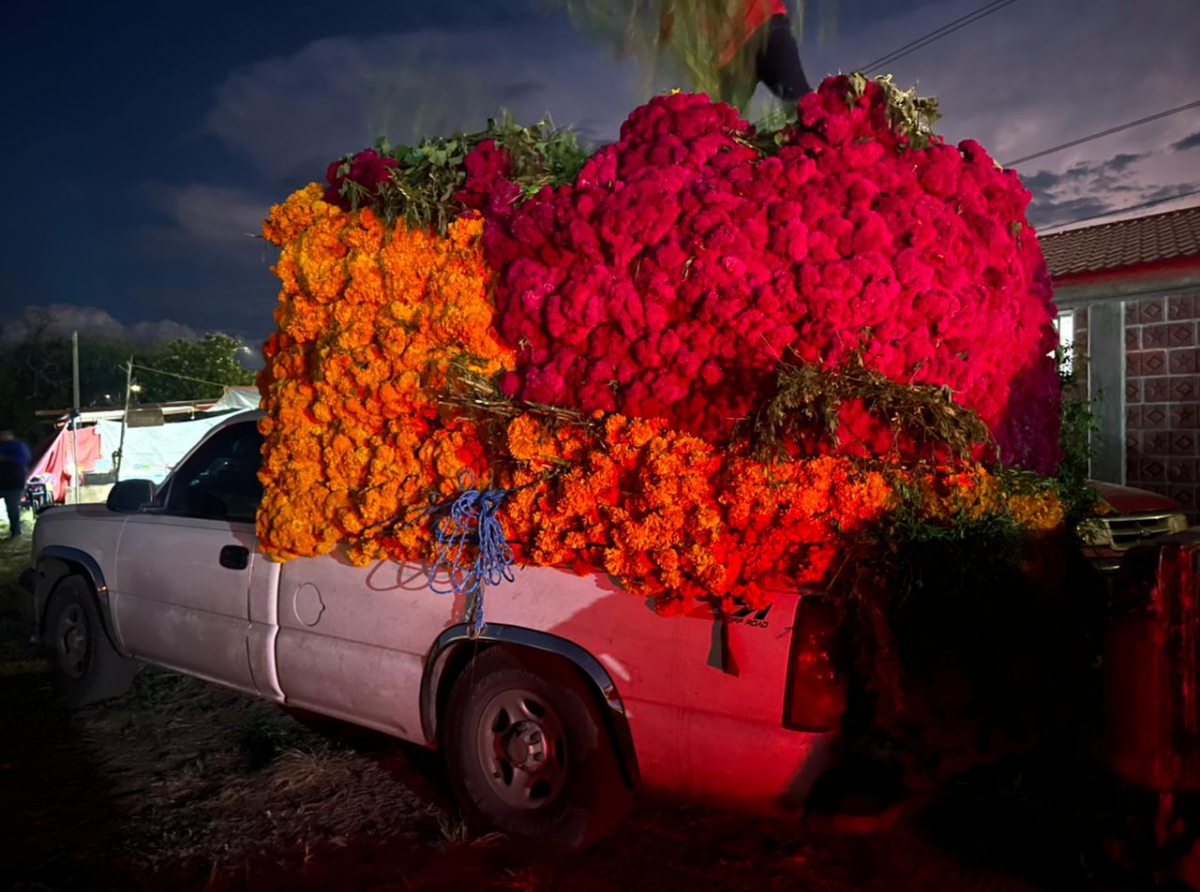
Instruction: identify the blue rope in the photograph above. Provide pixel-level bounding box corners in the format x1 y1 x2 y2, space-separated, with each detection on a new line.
424 470 515 638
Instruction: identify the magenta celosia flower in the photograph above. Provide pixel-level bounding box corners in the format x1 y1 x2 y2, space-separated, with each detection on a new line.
459 77 1061 471
324 149 398 207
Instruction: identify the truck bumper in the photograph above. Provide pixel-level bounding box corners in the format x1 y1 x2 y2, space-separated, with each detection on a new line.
630 703 841 815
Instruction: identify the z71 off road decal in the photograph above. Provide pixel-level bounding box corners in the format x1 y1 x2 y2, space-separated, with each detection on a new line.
728 604 772 628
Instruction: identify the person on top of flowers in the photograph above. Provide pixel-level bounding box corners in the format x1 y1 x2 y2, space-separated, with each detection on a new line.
658 0 813 108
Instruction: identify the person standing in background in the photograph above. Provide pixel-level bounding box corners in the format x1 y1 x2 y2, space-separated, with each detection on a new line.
0 430 32 541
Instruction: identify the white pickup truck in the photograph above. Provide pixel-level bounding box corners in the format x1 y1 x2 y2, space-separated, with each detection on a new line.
23 411 847 845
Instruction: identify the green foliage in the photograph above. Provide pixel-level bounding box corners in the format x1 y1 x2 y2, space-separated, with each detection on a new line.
0 334 128 443
845 72 942 150
1055 342 1097 483
137 334 254 403
750 347 992 462
861 492 1028 672
333 113 589 236
837 462 1084 781
0 330 253 444
751 101 800 132
1054 342 1102 526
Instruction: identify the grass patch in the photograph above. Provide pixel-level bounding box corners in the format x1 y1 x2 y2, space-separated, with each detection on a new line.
0 515 34 625
0 657 48 676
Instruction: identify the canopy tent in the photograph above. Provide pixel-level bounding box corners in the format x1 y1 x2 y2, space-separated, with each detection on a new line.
28 425 104 502
207 386 260 414
27 384 260 502
34 385 262 424
94 414 231 484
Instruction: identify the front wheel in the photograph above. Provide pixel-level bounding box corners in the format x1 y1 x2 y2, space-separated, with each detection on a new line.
442 647 631 847
44 575 138 708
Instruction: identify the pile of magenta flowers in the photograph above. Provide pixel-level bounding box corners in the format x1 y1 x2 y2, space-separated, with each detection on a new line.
457 81 1060 471
326 77 1061 472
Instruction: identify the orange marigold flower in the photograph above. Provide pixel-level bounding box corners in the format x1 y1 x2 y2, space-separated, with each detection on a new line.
258 193 513 564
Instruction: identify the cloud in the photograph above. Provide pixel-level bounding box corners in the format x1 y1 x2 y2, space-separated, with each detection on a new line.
1141 182 1200 203
1108 152 1148 171
1028 197 1114 229
124 181 279 331
1 304 199 345
1021 153 1165 227
131 183 274 273
1174 131 1200 152
205 20 640 183
166 184 272 244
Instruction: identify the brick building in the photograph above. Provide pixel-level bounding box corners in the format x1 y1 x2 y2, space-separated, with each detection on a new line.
1042 206 1200 515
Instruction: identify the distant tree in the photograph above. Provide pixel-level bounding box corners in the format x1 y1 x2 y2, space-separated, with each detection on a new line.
80 339 136 406
135 334 255 402
0 312 130 442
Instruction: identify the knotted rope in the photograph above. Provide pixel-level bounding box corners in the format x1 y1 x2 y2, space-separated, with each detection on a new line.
423 470 515 638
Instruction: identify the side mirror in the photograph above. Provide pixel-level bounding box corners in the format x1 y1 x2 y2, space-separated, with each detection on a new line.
107 479 157 513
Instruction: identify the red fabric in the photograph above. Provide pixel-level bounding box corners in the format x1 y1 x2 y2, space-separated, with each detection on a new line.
29 426 102 502
720 0 788 65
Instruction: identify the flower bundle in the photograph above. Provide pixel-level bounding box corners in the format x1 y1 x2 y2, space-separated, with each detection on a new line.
257 188 513 564
474 78 1059 472
257 74 1066 613
499 410 1060 612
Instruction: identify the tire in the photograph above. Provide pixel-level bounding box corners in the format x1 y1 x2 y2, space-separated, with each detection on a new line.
44 575 138 708
442 647 632 847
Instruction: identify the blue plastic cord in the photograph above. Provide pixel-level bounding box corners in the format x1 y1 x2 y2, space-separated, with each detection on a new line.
424 471 515 638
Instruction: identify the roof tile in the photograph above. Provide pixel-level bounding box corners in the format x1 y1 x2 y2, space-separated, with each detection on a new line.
1040 206 1200 278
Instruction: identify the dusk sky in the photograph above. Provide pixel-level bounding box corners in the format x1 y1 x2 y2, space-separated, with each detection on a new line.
3 0 1198 349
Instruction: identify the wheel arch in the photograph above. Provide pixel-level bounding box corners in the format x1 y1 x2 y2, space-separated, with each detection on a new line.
421 624 641 791
34 547 127 656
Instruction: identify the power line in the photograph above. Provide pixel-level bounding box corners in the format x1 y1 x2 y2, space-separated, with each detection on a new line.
863 0 1018 72
1037 188 1200 235
1004 98 1200 167
131 362 230 389
858 0 1020 74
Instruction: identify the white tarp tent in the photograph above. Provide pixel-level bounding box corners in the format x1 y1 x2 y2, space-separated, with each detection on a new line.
208 386 260 413
94 415 230 484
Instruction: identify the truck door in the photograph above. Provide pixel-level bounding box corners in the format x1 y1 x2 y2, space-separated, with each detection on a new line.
113 421 262 693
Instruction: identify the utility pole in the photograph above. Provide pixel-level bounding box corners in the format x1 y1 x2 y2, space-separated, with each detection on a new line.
70 331 81 505
72 331 80 412
115 359 133 482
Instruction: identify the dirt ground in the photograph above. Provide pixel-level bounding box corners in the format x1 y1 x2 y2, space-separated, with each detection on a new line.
0 523 1154 892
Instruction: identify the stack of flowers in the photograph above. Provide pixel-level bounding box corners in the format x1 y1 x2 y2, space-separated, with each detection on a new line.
476 83 1059 469
258 202 513 563
256 75 1066 614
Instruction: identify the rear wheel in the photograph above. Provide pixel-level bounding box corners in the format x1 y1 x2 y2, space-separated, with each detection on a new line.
442 647 631 847
44 575 138 708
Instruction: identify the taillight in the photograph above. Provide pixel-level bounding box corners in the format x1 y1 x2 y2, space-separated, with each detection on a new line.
783 595 847 732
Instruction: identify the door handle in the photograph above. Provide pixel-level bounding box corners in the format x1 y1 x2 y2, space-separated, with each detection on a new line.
219 545 250 570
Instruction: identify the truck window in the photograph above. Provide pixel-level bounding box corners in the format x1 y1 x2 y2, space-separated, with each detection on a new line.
164 421 264 523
